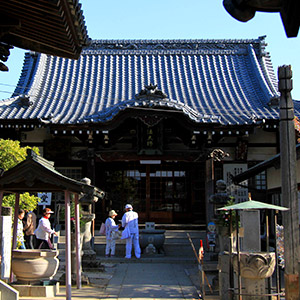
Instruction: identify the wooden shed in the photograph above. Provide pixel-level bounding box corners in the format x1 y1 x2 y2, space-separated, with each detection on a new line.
0 149 103 300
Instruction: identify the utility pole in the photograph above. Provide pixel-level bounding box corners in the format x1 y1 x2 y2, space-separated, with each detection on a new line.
278 65 300 299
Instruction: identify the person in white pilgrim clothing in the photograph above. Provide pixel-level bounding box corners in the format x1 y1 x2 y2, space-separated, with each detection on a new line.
34 208 58 249
105 210 120 257
121 204 141 259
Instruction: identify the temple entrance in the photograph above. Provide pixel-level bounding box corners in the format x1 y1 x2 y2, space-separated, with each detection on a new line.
99 161 206 224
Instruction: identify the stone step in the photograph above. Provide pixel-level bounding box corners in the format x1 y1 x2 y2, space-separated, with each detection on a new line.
58 230 206 242
57 238 204 247
58 229 206 240
56 230 208 261
59 223 205 230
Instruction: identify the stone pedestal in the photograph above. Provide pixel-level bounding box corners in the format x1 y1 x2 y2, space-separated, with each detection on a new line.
240 210 266 299
232 252 276 300
12 282 59 297
81 217 96 261
218 252 231 300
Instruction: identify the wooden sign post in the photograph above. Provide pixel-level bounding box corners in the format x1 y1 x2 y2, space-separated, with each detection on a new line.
278 65 300 300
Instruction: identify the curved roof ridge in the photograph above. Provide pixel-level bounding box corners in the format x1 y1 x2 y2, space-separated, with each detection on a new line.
84 37 266 56
89 37 263 44
247 44 274 100
0 96 19 106
260 53 279 97
80 97 220 124
13 52 40 98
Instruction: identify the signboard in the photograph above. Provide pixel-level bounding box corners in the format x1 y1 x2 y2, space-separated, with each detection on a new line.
0 216 12 279
37 192 52 206
223 164 248 202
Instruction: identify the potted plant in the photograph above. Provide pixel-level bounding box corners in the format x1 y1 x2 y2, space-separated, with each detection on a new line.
216 198 239 252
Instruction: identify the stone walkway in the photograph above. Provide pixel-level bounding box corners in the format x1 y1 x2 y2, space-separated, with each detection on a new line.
19 261 221 299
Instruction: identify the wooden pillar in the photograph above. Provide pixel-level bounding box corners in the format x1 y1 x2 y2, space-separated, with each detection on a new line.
0 191 3 218
10 192 20 282
64 191 72 300
74 193 82 289
11 193 20 251
278 65 300 299
146 164 151 221
87 148 96 243
0 190 3 274
87 148 95 185
205 158 215 224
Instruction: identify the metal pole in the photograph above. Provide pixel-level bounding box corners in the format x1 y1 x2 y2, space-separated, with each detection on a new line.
74 193 82 289
64 191 72 300
278 65 300 300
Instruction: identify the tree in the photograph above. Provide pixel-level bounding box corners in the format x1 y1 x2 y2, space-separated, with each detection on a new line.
0 139 40 212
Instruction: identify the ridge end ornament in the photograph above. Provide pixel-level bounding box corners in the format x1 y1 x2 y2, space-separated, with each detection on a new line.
135 84 168 100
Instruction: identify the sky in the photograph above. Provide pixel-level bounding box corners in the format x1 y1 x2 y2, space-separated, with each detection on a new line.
0 0 300 100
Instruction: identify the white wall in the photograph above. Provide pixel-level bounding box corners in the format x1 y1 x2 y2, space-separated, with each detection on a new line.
267 160 300 189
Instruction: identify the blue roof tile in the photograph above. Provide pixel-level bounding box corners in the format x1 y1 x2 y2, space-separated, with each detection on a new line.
1 37 295 125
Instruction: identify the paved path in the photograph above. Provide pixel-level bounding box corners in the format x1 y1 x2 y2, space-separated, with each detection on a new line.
101 263 199 299
20 262 203 300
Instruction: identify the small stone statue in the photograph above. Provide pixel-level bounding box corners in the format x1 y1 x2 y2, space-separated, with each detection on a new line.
209 179 231 206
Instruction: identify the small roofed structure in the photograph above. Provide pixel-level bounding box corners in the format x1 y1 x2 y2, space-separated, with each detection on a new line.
0 149 104 300
218 197 288 298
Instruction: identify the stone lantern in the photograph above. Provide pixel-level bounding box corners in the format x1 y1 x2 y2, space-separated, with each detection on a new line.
72 178 104 269
209 179 232 252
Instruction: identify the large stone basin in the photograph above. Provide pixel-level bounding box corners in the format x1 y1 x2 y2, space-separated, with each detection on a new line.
232 251 276 279
12 249 59 284
139 229 165 253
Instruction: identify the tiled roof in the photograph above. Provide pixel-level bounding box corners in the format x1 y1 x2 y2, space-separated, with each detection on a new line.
0 37 294 126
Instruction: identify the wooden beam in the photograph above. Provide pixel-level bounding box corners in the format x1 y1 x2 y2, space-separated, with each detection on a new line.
74 193 82 289
64 190 72 300
280 0 300 37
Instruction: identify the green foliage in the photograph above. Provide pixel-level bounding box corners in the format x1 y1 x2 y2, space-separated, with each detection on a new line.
216 198 240 230
0 139 40 211
0 139 39 171
2 193 39 213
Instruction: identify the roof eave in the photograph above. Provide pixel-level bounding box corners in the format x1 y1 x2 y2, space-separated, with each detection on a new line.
233 144 300 184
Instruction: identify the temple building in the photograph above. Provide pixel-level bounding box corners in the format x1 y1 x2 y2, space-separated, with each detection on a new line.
0 36 299 225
